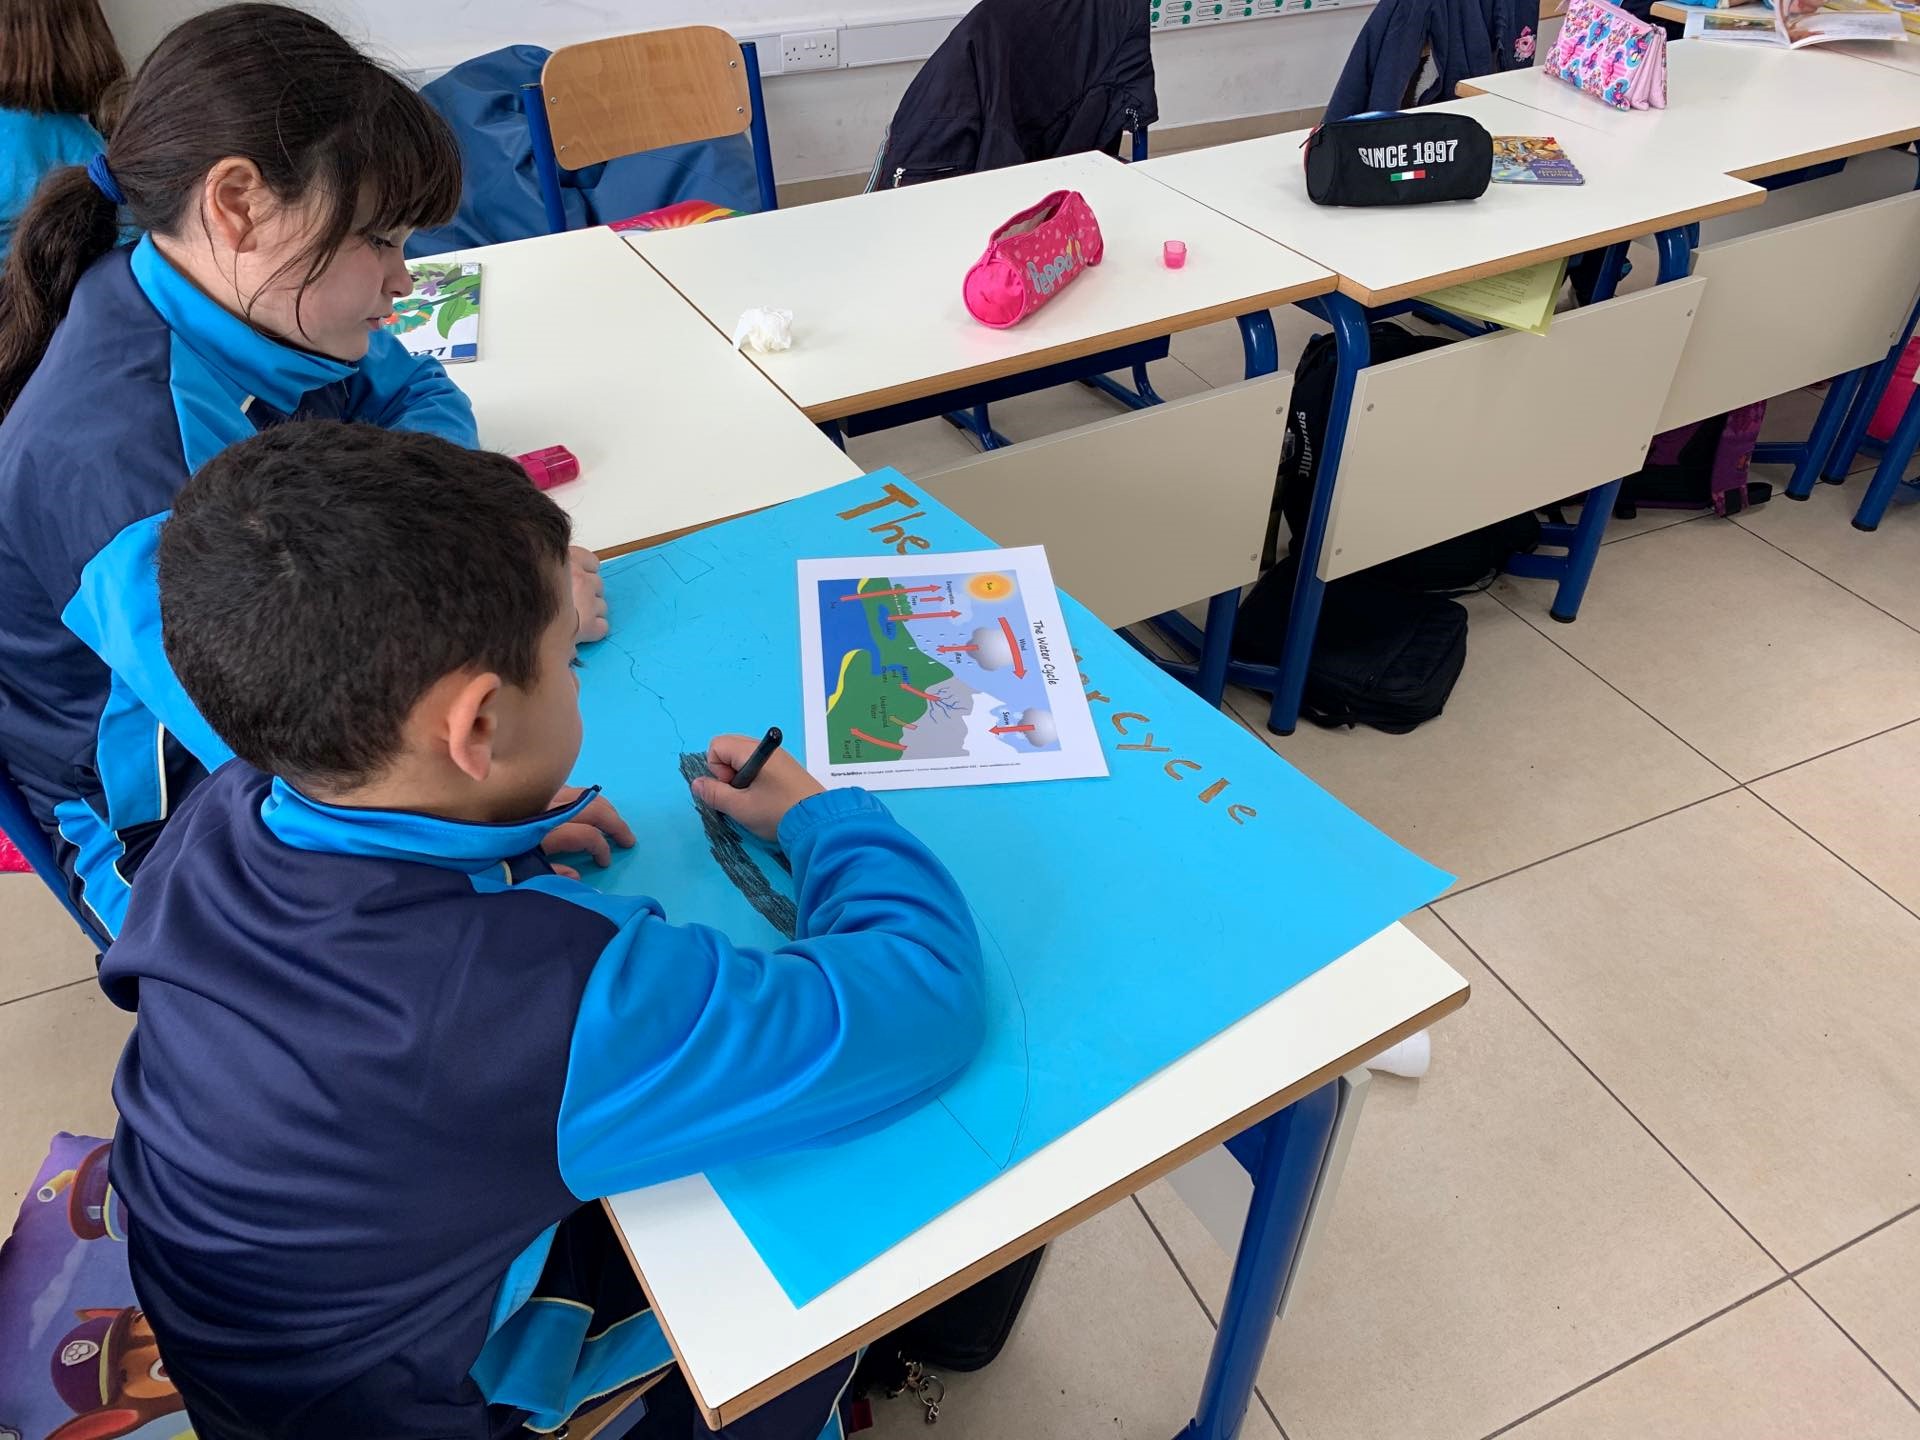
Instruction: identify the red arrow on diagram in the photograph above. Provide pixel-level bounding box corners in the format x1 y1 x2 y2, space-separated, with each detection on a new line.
998 616 1026 678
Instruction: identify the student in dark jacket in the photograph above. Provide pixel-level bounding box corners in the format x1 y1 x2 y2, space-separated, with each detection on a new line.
103 422 987 1437
873 0 1157 187
1325 0 1540 121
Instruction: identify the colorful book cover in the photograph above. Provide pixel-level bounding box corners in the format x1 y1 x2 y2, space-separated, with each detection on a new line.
1491 136 1586 185
608 198 738 232
380 261 481 364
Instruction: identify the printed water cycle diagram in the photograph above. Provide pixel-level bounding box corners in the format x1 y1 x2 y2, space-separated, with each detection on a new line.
796 547 1107 790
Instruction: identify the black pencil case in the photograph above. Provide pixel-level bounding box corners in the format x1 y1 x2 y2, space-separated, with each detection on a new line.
1303 112 1494 207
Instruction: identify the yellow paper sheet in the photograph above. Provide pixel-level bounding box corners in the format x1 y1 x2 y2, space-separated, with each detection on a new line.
1420 257 1569 336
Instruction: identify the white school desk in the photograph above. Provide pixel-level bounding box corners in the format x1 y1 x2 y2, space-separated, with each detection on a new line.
1647 4 1920 74
427 226 861 556
620 150 1336 423
605 920 1468 1429
1459 38 1920 179
1135 92 1764 305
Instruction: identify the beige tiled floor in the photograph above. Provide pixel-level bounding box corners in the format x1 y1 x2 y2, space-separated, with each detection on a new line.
10 328 1920 1438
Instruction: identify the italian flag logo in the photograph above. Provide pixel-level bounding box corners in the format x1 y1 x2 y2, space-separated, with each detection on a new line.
1389 167 1427 182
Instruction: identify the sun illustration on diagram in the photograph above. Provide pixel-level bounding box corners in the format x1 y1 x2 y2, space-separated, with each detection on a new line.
967 572 1017 602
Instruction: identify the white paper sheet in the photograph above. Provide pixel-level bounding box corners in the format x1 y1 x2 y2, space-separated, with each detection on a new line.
795 546 1108 791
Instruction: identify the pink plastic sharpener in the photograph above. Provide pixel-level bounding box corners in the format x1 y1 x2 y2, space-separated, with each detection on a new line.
1163 240 1188 269
517 445 580 490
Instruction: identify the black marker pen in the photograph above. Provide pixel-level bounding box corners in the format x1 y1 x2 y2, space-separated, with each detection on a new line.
730 726 783 789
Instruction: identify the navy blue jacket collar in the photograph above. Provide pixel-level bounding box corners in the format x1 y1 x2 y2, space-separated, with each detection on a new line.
260 777 599 873
129 235 354 415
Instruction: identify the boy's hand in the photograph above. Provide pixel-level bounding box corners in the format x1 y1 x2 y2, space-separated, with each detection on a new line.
691 734 823 842
543 786 636 878
571 546 609 644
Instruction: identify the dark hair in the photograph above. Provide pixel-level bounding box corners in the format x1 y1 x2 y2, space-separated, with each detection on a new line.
0 0 125 123
0 3 461 418
159 423 573 788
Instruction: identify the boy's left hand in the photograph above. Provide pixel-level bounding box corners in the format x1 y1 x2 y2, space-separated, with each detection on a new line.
572 546 609 643
543 786 635 879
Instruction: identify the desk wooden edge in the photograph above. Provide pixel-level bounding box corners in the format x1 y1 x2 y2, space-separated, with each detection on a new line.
1452 78 1920 182
793 279 1334 422
1336 187 1766 306
1730 125 1920 180
604 977 1471 1430
593 508 765 562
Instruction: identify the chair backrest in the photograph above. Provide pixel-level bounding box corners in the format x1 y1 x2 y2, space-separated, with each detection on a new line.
541 26 752 166
0 768 109 949
523 27 778 232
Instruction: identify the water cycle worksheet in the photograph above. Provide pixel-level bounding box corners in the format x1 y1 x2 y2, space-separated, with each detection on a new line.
797 547 1108 791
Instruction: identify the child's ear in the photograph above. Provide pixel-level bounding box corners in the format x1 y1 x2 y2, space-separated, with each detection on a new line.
201 156 270 254
443 671 505 784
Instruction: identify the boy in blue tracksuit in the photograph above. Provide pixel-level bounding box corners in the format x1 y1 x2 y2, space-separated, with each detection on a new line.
100 421 987 1437
0 4 608 937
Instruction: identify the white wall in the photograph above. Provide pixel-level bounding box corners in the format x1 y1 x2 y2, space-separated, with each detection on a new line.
101 1 1365 184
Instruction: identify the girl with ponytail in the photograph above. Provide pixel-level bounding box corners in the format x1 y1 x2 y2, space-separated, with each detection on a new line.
0 3 476 936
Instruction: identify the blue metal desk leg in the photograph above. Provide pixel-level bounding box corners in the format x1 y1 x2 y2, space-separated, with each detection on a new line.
1853 360 1920 530
1545 232 1689 623
1237 310 1280 381
1785 367 1866 500
1185 310 1285 707
1266 294 1368 736
1175 1085 1341 1440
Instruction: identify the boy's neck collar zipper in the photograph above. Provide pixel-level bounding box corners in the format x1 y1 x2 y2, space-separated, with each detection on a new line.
260 777 600 874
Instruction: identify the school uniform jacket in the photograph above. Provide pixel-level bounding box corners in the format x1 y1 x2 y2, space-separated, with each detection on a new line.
99 761 985 1436
0 107 106 257
1325 0 1540 121
872 0 1157 187
0 237 476 936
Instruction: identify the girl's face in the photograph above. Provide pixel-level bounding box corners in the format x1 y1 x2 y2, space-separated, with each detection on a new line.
174 160 425 364
245 212 417 363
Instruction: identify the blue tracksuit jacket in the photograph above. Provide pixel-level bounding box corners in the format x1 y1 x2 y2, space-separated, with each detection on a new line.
0 107 105 258
99 761 985 1436
0 236 476 935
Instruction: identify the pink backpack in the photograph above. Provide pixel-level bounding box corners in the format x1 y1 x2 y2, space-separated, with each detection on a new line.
962 190 1103 328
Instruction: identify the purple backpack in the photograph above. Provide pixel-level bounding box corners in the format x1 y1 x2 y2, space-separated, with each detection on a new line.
1616 401 1769 519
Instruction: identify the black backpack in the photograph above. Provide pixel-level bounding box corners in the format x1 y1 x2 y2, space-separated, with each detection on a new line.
843 1250 1044 1430
1233 556 1469 734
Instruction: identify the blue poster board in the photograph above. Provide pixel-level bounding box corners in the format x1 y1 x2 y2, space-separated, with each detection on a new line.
572 471 1450 1304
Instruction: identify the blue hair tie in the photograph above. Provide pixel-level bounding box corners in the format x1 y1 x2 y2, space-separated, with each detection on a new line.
85 153 126 207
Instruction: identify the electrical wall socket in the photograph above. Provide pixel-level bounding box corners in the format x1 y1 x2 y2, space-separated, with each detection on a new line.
780 28 840 70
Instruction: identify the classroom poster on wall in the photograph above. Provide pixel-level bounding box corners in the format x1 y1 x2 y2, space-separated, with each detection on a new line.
570 470 1452 1305
796 547 1108 790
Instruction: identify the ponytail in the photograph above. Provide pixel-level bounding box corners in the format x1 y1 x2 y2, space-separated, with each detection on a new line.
0 2 460 424
0 167 120 418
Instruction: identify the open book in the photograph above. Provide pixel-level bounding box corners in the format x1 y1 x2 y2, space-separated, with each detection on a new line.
1687 0 1907 46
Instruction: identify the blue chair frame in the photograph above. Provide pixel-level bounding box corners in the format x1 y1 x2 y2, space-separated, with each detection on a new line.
521 38 779 235
1 770 108 950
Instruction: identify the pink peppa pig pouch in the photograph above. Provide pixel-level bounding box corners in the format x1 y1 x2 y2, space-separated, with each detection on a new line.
963 190 1104 328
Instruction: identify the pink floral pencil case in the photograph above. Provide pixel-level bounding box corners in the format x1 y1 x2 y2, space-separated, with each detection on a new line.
1543 0 1667 111
963 190 1104 328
